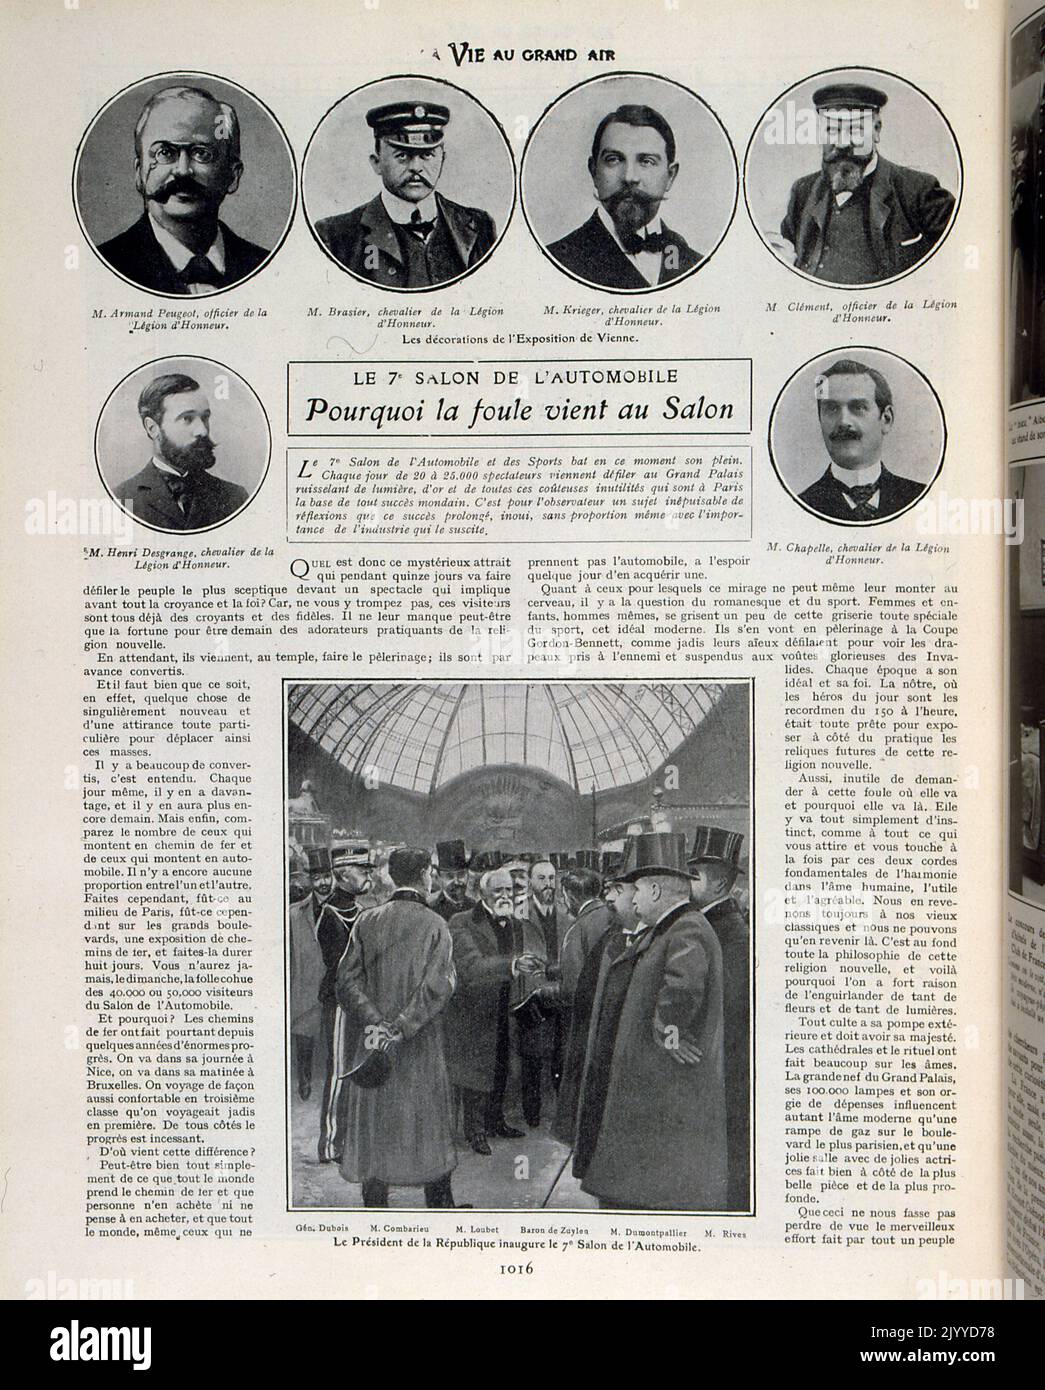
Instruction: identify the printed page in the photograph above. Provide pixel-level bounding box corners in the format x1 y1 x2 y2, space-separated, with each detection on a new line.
1 0 1007 1303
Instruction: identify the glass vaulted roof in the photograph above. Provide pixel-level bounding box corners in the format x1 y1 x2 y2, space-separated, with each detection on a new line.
288 682 725 795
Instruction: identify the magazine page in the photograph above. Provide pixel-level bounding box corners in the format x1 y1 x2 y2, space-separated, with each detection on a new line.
0 0 1010 1316
1006 0 1045 1305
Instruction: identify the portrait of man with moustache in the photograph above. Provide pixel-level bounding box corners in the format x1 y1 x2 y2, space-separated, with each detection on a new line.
313 100 498 290
544 103 703 291
771 83 956 286
112 373 248 531
797 357 929 522
94 84 271 294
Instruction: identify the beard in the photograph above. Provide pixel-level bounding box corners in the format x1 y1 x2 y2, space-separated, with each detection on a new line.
822 147 874 194
603 185 658 233
444 879 467 902
157 430 217 474
534 886 556 907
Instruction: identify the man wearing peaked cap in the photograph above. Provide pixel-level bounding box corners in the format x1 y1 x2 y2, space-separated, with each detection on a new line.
688 827 751 1212
430 838 476 923
315 99 497 288
314 841 373 1164
572 829 727 1210
777 82 955 285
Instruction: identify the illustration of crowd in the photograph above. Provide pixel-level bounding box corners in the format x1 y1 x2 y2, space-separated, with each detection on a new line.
289 825 751 1213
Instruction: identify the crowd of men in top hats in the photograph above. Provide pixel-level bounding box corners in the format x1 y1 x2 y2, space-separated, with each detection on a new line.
288 826 750 1211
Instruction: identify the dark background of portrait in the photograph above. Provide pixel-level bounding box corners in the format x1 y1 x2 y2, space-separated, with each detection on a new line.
303 75 515 237
745 68 960 262
75 72 296 253
769 347 945 500
521 73 737 256
96 356 270 524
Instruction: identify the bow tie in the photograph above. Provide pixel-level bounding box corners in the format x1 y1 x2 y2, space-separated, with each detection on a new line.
179 254 224 286
408 210 436 239
835 476 879 519
620 228 669 255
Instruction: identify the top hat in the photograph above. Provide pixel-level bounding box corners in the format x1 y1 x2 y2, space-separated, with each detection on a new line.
572 849 601 871
366 101 450 149
305 845 332 875
548 852 573 871
617 831 690 883
471 849 505 875
331 840 373 869
686 825 744 869
600 848 626 880
812 83 888 114
436 838 470 872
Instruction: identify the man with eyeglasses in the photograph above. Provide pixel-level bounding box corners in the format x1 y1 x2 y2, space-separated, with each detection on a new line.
98 85 269 294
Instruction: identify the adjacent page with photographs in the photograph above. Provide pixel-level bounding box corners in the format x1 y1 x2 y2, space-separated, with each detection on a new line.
0 0 1031 1305
1007 0 1045 1303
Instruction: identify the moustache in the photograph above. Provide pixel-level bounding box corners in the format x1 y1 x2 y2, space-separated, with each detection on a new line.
822 147 872 164
607 186 655 211
829 427 862 442
152 176 212 203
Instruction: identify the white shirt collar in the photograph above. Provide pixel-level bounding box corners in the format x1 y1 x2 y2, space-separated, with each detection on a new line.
151 454 187 478
148 214 226 274
700 894 732 914
834 151 879 206
830 459 882 488
381 188 438 226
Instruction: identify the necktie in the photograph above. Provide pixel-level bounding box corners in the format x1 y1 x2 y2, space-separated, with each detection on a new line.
180 254 224 287
166 474 195 515
836 478 879 520
620 229 669 255
408 210 436 240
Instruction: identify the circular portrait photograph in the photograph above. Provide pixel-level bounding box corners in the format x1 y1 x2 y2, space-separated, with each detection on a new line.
520 71 737 294
74 71 296 298
95 356 270 534
302 74 516 292
744 67 961 290
768 347 945 526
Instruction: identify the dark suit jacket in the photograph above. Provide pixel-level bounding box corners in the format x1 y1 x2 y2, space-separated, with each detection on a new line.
114 460 248 531
703 896 750 1211
315 192 496 288
97 213 269 294
442 902 516 1093
798 464 927 522
781 156 955 283
547 211 703 290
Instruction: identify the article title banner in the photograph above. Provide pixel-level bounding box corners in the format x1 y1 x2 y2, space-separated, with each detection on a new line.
286 358 752 438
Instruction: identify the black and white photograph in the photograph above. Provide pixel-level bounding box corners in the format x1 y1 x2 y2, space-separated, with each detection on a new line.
1009 464 1045 904
74 71 296 296
95 355 270 533
744 67 961 289
768 346 945 526
285 680 753 1213
521 72 737 293
302 75 515 291
1012 16 1045 405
